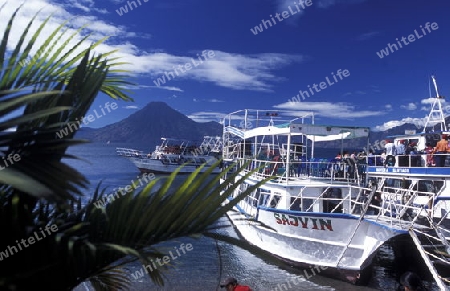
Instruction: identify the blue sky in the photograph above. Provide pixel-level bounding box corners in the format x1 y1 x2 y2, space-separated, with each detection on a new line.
1 0 450 131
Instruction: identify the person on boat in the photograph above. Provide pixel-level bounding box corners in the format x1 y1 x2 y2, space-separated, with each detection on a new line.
398 271 428 291
342 151 355 178
405 141 419 167
380 150 386 165
433 134 449 167
424 142 436 167
220 277 253 291
343 151 350 159
367 150 375 166
384 140 396 166
368 191 382 215
396 140 407 166
385 139 396 156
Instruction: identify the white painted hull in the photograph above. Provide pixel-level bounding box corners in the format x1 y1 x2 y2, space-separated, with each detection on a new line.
226 205 402 280
127 156 221 174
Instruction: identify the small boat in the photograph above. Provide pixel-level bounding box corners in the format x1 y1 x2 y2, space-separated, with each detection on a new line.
116 136 222 174
219 77 450 289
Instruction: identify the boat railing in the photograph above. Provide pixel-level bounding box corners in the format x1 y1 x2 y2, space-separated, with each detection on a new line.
236 175 440 230
236 157 364 184
304 188 353 213
358 186 436 229
366 153 450 168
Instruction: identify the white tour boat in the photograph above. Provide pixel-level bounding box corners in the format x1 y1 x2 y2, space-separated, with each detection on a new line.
220 86 450 289
116 136 222 174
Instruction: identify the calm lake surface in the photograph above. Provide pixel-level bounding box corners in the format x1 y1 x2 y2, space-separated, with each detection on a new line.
68 143 440 291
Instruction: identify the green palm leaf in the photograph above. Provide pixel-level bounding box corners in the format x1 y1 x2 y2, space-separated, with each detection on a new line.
0 6 272 291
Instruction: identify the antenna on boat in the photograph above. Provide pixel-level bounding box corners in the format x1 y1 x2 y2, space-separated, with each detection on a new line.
423 75 447 132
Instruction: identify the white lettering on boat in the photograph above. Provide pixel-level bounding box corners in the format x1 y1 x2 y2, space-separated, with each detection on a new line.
274 213 333 231
392 168 410 173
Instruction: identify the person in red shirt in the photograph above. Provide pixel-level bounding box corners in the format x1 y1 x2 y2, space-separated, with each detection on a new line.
220 277 253 291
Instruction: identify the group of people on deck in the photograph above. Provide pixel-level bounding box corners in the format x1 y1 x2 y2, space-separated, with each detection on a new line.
366 135 450 167
383 139 420 167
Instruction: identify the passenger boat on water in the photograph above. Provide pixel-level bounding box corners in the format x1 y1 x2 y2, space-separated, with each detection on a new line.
116 136 222 174
219 77 450 289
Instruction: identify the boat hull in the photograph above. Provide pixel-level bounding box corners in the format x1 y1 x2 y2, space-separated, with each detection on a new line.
130 157 221 174
225 205 404 284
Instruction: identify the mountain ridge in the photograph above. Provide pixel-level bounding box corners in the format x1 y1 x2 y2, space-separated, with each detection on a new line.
76 101 222 150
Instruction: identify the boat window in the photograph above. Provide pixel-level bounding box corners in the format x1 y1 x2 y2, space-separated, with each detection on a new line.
259 192 271 207
323 188 343 213
302 199 314 212
269 195 280 208
417 180 444 194
384 178 410 192
290 197 301 211
252 188 261 207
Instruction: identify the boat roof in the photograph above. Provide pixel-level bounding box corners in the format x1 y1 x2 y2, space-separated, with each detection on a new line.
225 123 370 141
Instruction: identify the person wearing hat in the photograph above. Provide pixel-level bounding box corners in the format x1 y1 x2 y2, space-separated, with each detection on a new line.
220 277 253 291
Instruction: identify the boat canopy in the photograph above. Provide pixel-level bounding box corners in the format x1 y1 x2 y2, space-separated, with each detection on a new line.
225 123 369 141
295 124 370 141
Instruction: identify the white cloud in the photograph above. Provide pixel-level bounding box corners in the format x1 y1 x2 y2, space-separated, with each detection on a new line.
188 111 226 122
400 103 417 110
356 31 380 41
342 90 368 97
149 51 304 92
0 2 302 92
65 0 108 14
123 105 139 109
274 0 307 26
315 0 368 9
374 97 450 131
385 104 392 111
118 84 183 92
421 97 437 104
274 101 384 119
372 117 427 132
419 97 450 112
148 85 184 92
193 98 225 103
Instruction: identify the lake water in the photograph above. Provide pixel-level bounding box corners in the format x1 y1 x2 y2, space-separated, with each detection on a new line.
68 143 439 291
